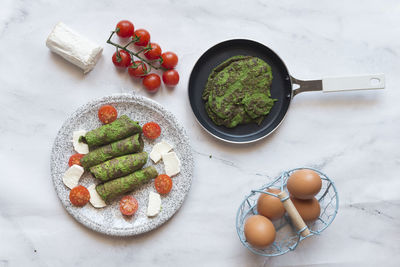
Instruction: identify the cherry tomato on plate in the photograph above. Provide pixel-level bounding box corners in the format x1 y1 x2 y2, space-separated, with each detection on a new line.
128 61 148 77
98 105 118 124
162 69 179 86
115 20 134 38
144 43 162 60
134 29 150 46
161 52 178 69
142 73 161 92
142 122 161 139
68 153 85 167
112 50 131 68
119 195 138 216
69 185 90 207
154 174 172 194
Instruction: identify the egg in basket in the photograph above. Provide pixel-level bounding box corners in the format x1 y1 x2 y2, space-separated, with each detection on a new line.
236 167 339 256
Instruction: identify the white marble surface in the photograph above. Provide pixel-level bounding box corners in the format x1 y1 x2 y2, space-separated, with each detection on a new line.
1 0 399 266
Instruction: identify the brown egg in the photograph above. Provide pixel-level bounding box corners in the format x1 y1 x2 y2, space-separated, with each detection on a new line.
290 196 321 222
257 188 285 220
244 215 276 248
287 169 322 199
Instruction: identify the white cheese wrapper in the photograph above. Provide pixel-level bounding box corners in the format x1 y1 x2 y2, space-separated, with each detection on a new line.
88 184 107 208
72 130 89 154
147 191 161 217
46 22 103 73
162 152 181 177
63 164 84 189
150 140 173 163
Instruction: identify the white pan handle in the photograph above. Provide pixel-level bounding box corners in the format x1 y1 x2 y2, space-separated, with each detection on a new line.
322 74 385 92
291 74 385 96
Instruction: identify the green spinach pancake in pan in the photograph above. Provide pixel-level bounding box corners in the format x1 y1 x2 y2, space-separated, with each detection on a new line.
202 55 276 128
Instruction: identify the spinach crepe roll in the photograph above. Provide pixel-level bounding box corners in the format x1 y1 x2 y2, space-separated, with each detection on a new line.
80 134 143 169
80 115 142 148
96 166 158 203
90 152 148 182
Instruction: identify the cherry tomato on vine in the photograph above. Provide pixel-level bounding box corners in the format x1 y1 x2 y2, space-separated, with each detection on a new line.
143 73 161 92
144 43 162 60
68 153 84 167
69 185 90 207
134 29 150 46
161 52 178 69
119 195 138 216
154 174 173 194
98 105 118 124
115 20 134 38
142 122 161 139
112 50 131 68
128 61 148 77
162 69 179 86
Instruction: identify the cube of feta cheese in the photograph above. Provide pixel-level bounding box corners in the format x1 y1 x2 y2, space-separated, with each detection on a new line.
72 130 89 154
88 184 107 208
162 152 180 177
150 140 173 163
62 164 84 189
146 191 161 217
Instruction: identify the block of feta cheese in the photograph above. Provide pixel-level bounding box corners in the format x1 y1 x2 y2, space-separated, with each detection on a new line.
72 130 89 154
146 191 161 217
63 164 84 189
88 184 107 208
149 140 173 163
162 152 181 177
46 22 103 73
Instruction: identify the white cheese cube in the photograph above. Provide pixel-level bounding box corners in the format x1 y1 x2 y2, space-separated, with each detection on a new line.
162 152 181 177
62 164 84 189
72 130 89 154
146 191 161 217
46 22 103 73
150 140 173 163
88 184 107 208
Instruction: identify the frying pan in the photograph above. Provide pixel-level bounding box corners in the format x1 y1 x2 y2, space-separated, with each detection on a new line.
188 39 385 143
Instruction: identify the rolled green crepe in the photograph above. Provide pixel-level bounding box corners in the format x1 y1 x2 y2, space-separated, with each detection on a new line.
81 115 142 148
96 166 158 203
80 134 143 169
90 152 148 182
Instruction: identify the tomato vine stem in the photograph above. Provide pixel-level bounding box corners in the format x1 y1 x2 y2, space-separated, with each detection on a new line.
107 31 166 72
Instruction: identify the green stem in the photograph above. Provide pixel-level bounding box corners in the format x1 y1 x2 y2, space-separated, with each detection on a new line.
123 40 135 49
107 31 167 71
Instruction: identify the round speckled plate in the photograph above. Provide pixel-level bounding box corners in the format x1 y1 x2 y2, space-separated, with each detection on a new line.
50 94 194 236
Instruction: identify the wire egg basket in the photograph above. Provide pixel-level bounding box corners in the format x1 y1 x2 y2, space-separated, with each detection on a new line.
236 167 339 256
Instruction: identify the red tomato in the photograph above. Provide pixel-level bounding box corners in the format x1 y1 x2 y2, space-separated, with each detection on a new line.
98 105 118 124
134 29 150 46
161 52 178 69
142 122 161 139
162 69 179 86
115 20 134 38
68 154 84 167
144 43 162 60
154 174 172 194
69 185 90 207
142 73 161 92
119 195 138 216
112 50 131 68
128 61 148 77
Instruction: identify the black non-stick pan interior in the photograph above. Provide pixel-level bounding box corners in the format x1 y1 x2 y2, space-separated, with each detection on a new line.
188 39 292 143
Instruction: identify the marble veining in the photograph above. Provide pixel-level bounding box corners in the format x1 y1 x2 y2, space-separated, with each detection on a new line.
1 0 400 266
